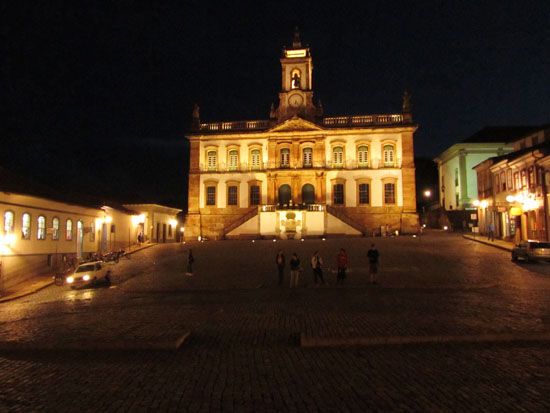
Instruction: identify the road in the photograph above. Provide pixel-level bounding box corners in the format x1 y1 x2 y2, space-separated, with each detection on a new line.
1 231 549 411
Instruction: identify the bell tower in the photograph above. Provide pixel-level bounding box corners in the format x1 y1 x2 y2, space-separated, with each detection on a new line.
277 28 317 122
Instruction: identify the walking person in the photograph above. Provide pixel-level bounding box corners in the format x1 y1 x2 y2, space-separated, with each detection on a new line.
487 222 495 241
289 253 301 288
336 248 348 285
310 251 325 286
186 249 194 276
367 243 380 284
275 250 285 286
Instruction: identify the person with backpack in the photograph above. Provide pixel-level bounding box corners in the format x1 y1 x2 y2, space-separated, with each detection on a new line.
367 244 380 284
310 251 325 286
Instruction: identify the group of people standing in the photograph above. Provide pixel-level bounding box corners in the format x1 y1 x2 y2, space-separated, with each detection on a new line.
275 244 380 288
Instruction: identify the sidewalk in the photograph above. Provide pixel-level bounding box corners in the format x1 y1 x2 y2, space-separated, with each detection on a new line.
0 242 157 303
462 233 514 252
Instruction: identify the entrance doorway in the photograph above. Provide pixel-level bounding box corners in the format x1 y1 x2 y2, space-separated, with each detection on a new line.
278 184 291 206
302 184 315 204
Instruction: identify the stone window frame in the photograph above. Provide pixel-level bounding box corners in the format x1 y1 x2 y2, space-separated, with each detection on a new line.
299 141 314 168
355 177 372 206
21 212 31 240
330 177 346 206
226 145 240 171
248 179 262 206
290 68 302 89
381 141 397 168
3 210 14 235
37 215 46 240
204 145 219 171
204 179 219 207
278 143 292 169
382 176 397 205
66 218 73 241
52 216 60 240
330 141 346 168
226 180 240 207
355 141 371 168
248 143 263 170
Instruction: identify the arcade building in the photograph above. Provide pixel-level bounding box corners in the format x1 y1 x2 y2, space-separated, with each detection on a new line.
184 31 419 240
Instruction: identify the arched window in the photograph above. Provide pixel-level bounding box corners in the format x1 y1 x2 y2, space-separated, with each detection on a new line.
250 149 261 170
332 146 344 167
22 213 31 240
278 184 292 205
207 150 217 170
291 68 301 89
280 148 290 168
37 215 46 240
357 145 369 167
303 147 313 167
66 219 73 241
228 150 239 171
302 184 315 204
4 211 14 234
52 217 60 240
383 144 395 167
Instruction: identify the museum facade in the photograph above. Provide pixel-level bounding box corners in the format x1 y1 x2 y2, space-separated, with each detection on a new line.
185 31 418 240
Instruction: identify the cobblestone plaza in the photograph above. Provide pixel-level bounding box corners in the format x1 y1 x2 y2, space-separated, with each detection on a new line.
1 231 550 411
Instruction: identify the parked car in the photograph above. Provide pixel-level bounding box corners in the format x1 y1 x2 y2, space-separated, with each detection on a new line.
66 261 111 286
511 241 550 262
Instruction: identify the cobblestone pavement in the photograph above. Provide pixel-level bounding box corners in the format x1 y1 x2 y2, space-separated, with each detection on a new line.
1 231 550 411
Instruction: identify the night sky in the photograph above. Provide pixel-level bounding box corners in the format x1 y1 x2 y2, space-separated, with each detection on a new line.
2 1 549 209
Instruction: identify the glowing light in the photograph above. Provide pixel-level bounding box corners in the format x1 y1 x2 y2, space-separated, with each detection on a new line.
273 239 277 242
423 190 431 198
252 240 255 243
0 233 15 246
522 198 539 212
413 235 417 238
198 236 201 241
322 238 326 241
180 227 185 233
83 275 90 281
66 276 74 284
105 216 113 224
480 200 488 208
443 226 448 230
472 200 480 207
131 214 146 225
505 195 516 203
300 238 304 242
285 49 307 58
169 219 178 227
422 224 426 228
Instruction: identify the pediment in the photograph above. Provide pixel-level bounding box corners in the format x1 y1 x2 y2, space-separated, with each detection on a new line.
269 116 324 133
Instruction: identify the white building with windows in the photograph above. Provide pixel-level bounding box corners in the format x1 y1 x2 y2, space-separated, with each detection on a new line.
184 30 419 240
1 179 180 291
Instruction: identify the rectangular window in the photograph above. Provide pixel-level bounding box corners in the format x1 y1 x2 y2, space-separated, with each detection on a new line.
495 175 500 193
506 170 513 190
250 185 260 206
66 219 73 241
206 186 216 206
384 183 396 204
358 183 370 204
227 186 238 206
528 167 535 187
521 170 527 187
22 213 31 240
500 171 506 191
37 216 46 240
514 172 520 189
333 184 344 205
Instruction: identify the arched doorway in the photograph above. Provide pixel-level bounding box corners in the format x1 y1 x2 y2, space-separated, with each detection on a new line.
278 184 291 206
302 184 315 204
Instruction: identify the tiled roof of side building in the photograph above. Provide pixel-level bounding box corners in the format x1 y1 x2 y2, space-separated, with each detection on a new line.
461 126 539 143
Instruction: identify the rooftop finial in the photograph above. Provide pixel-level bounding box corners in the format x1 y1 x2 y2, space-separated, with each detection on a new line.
292 26 302 48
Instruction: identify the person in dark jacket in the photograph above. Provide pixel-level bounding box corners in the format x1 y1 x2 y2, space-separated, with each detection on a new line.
311 251 325 286
336 248 348 285
289 253 301 288
275 250 285 286
367 244 380 284
186 249 194 276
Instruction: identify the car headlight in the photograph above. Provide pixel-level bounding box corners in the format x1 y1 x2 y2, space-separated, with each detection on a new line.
83 274 90 281
66 276 74 284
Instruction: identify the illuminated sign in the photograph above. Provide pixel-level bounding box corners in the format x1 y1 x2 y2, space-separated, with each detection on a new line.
285 49 307 58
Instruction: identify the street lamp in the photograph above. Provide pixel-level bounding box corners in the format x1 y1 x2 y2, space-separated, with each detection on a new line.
422 189 432 227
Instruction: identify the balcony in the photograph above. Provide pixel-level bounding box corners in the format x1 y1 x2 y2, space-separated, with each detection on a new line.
199 119 271 133
322 114 406 128
199 162 266 173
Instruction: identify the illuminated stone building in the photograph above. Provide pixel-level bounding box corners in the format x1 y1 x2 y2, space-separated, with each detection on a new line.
184 31 419 240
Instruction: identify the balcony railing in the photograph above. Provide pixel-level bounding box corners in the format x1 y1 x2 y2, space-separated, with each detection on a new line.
322 114 405 128
199 119 271 132
199 158 401 172
260 204 325 212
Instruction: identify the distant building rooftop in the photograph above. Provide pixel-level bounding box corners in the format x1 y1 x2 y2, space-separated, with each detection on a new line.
461 126 539 144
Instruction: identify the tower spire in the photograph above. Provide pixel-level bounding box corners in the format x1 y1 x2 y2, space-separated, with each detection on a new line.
292 26 302 48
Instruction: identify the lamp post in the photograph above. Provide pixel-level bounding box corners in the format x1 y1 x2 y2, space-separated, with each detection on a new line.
423 189 432 226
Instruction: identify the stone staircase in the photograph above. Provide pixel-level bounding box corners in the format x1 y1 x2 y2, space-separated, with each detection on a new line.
325 205 366 235
222 207 258 238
